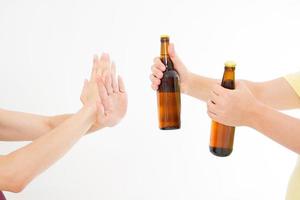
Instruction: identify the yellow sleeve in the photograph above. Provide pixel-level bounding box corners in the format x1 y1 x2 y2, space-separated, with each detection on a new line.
284 72 300 97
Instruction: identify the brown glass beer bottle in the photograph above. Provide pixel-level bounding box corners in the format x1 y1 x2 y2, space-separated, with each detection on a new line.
157 35 181 130
209 61 236 156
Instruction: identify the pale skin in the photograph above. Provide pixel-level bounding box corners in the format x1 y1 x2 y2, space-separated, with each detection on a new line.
150 43 300 154
0 53 127 193
0 54 127 141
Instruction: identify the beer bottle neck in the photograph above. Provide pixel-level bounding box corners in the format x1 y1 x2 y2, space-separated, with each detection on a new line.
160 40 169 57
160 55 174 70
222 67 235 89
223 67 235 80
160 42 174 70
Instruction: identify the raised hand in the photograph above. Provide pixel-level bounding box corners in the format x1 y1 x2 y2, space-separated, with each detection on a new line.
80 78 105 129
88 53 128 128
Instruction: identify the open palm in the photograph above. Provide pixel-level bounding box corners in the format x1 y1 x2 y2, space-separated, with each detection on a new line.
91 53 128 128
97 75 127 127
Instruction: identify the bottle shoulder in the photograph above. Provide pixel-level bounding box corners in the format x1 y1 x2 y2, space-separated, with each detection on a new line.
163 69 179 78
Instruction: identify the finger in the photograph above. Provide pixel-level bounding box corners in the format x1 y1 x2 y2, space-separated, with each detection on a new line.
153 57 166 71
97 78 109 104
168 43 176 58
103 53 111 74
151 65 164 79
98 53 110 76
90 55 98 81
118 75 126 93
168 43 184 68
111 61 119 93
153 56 160 63
104 73 113 95
207 100 218 114
212 84 226 96
149 74 161 86
80 79 88 102
209 91 221 105
207 110 218 121
151 83 158 91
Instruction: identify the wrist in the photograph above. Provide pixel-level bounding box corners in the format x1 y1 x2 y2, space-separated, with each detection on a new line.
244 100 265 128
181 71 192 94
80 103 98 124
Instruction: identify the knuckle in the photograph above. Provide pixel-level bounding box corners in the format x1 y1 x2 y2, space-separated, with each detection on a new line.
151 65 155 71
156 64 163 71
149 74 154 81
155 79 161 85
153 57 159 63
155 71 162 78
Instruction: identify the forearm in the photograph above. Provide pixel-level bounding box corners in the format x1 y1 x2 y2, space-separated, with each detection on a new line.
0 105 95 192
0 109 73 141
243 78 300 110
0 110 98 141
184 72 218 101
39 113 100 137
50 114 103 134
249 103 300 154
184 74 300 111
0 109 52 141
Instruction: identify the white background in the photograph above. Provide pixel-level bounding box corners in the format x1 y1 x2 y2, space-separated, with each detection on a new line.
0 0 300 199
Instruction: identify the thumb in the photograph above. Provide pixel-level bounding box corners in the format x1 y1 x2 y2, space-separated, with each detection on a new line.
168 43 185 72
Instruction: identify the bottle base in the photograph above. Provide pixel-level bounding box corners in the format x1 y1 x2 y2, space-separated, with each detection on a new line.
209 146 232 157
160 126 180 130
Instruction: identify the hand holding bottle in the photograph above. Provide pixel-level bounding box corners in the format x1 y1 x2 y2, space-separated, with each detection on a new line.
150 43 191 93
207 80 260 127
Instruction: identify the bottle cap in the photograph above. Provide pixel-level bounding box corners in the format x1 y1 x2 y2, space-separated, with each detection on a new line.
224 61 236 68
160 35 170 42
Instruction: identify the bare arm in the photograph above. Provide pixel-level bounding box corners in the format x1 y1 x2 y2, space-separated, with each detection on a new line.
0 55 122 142
0 53 127 193
150 44 300 110
0 109 71 141
250 102 300 154
0 71 108 193
207 81 300 154
0 109 104 141
0 105 97 193
183 73 218 101
184 76 300 110
150 44 220 101
243 78 300 110
151 44 300 153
